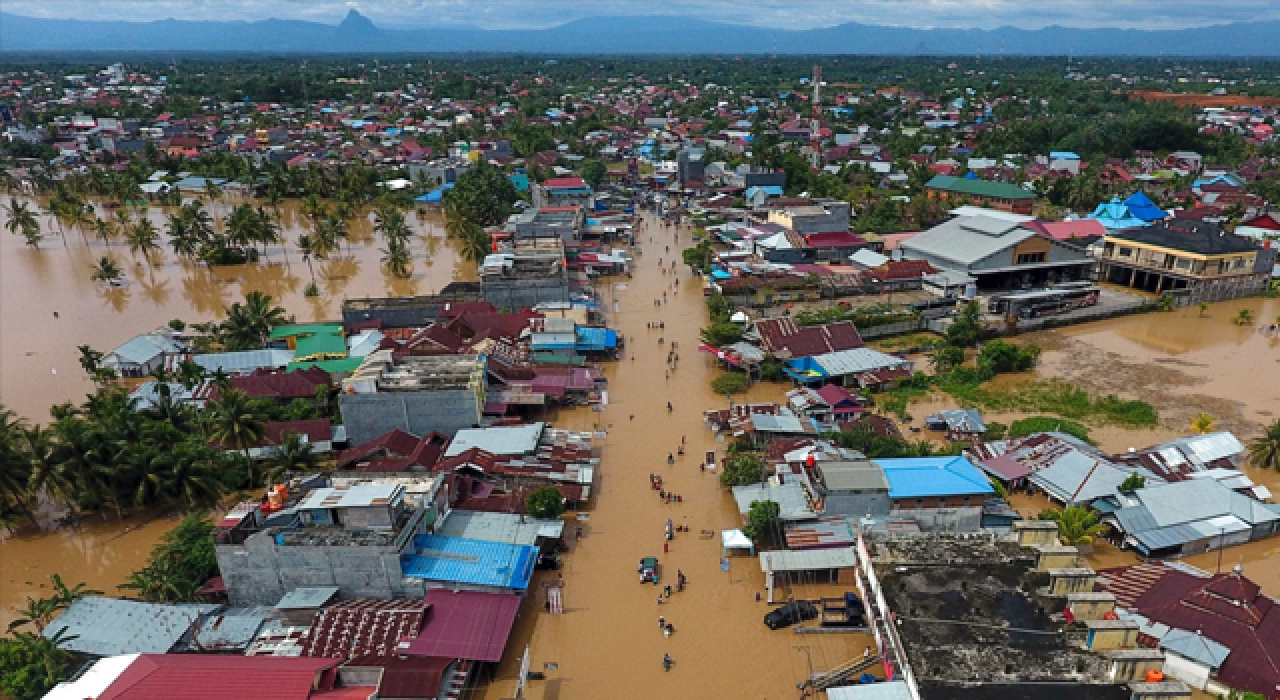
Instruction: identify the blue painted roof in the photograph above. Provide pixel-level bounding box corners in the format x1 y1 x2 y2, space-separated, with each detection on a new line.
1049 151 1081 160
402 535 536 590
1088 196 1149 231
878 456 995 499
1122 191 1166 221
416 182 455 202
575 327 617 350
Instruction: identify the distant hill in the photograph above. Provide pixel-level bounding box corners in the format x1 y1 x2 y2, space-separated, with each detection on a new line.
3 10 1280 55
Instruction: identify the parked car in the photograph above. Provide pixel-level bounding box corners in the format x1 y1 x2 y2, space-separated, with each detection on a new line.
638 556 659 584
764 601 818 630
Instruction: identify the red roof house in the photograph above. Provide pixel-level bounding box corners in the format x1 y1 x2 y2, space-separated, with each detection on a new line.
90 654 362 700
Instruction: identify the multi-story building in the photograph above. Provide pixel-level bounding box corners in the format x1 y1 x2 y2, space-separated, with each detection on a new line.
338 354 487 444
1100 220 1270 303
479 238 571 311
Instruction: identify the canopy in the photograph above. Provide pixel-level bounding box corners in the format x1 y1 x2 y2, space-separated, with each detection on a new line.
729 311 750 323
722 529 755 556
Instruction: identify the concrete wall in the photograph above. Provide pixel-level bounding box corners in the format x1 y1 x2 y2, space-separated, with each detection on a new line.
824 490 891 519
973 236 1090 272
888 505 984 532
216 535 426 606
339 389 482 445
482 276 570 312
1161 653 1211 690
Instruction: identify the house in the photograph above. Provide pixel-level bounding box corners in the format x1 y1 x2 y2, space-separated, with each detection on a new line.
785 384 866 429
230 367 331 405
704 404 821 445
1088 196 1158 231
1113 432 1250 485
127 380 218 411
101 331 186 377
878 456 995 531
783 347 915 389
531 177 594 210
41 655 362 700
338 354 486 445
923 408 987 440
899 215 1095 291
480 238 571 311
400 535 536 595
1094 562 1280 699
1098 479 1280 557
749 317 864 359
1100 219 1270 302
230 418 335 460
43 597 220 657
814 459 891 519
336 429 449 472
925 174 1035 215
759 200 852 235
399 589 523 663
270 323 347 363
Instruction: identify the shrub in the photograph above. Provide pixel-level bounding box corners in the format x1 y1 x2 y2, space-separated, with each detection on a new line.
525 486 566 519
711 372 751 395
721 454 767 487
1009 416 1093 443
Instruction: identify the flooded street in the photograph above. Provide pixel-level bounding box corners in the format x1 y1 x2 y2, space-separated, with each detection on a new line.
0 195 475 422
480 215 873 699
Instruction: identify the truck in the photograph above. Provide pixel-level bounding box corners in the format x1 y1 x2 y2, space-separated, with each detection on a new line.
638 556 659 584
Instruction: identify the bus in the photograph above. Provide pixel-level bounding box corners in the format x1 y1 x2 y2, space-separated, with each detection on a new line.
987 284 1100 318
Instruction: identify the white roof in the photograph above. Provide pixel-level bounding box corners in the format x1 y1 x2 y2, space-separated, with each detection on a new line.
849 248 889 268
42 654 140 700
759 547 857 572
445 422 545 457
295 482 403 510
722 529 753 550
827 682 913 700
949 205 1037 223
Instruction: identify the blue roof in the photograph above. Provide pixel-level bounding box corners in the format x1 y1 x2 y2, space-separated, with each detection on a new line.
575 327 617 351
746 185 783 200
509 173 530 192
878 456 996 499
1122 191 1166 221
1088 196 1149 231
416 182 455 202
1050 151 1081 160
402 535 536 591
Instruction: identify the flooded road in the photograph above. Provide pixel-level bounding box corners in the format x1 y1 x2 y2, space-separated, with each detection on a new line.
0 195 475 422
480 214 874 700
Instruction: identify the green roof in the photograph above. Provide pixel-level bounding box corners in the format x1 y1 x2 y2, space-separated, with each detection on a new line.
270 323 343 340
287 357 363 374
926 175 1035 200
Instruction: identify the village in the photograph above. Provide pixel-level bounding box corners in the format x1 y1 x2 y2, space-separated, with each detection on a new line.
1 54 1280 700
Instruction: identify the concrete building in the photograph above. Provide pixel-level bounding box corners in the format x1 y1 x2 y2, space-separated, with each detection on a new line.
924 174 1036 214
479 238 571 311
1099 479 1280 557
531 177 594 210
341 286 486 329
879 456 995 531
676 146 705 188
338 353 487 445
814 460 891 519
509 206 583 242
1099 220 1270 303
100 331 187 377
759 200 852 236
899 215 1094 291
214 474 444 605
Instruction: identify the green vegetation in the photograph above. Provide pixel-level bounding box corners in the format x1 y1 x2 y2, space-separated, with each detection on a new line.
119 514 218 602
742 499 780 541
1234 308 1254 326
1247 419 1280 470
720 453 766 487
1118 473 1147 493
681 240 715 274
976 339 1041 374
1191 412 1216 435
792 304 918 329
710 372 751 395
874 332 943 352
945 301 988 348
1037 505 1107 546
192 291 292 352
939 378 1158 428
1008 416 1093 443
700 321 744 347
833 421 944 459
525 485 567 519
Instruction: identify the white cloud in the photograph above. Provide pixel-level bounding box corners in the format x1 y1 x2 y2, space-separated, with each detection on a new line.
4 0 1279 30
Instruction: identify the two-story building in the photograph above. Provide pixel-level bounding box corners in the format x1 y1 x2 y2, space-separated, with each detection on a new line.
899 215 1094 291
925 175 1036 215
1100 220 1269 303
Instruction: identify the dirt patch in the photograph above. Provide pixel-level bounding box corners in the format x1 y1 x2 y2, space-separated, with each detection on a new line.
1127 90 1280 108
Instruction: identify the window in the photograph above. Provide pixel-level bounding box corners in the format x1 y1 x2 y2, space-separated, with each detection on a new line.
1016 252 1046 265
1233 257 1247 269
1175 258 1191 270
1118 247 1133 258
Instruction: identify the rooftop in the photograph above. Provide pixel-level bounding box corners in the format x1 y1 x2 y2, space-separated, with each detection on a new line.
877 457 995 500
295 482 405 511
399 590 523 662
44 597 220 657
345 353 485 393
444 422 545 458
1109 219 1259 256
301 599 428 659
402 535 537 590
434 510 565 546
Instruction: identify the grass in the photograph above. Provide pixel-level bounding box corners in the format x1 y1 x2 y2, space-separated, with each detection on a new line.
936 377 1159 428
1009 416 1094 444
873 332 944 352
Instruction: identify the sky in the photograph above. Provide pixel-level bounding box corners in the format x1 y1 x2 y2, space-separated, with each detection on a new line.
3 0 1279 31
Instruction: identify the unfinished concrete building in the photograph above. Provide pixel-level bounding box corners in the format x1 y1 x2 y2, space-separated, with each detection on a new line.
509 206 583 242
338 353 487 445
480 238 570 311
341 284 484 329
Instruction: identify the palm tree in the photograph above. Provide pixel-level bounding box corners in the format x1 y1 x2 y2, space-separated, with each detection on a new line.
5 198 42 247
126 218 161 266
221 291 289 350
133 443 223 511
91 216 116 246
1038 505 1107 546
1247 419 1280 469
46 417 121 519
1190 412 1215 435
207 389 267 485
90 257 125 287
297 233 319 282
1234 308 1254 326
381 237 412 279
0 407 36 526
175 359 205 390
263 432 319 485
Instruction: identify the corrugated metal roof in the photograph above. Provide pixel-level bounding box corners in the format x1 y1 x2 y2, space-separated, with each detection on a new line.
826 682 913 700
758 547 857 572
1160 629 1231 668
295 482 403 511
878 456 995 499
45 597 219 656
819 460 889 492
403 535 536 590
275 587 340 610
436 510 564 546
732 482 817 521
445 423 544 457
812 347 910 377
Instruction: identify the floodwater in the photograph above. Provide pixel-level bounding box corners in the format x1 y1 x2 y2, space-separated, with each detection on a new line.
0 194 474 627
0 512 184 630
0 195 475 422
478 214 875 699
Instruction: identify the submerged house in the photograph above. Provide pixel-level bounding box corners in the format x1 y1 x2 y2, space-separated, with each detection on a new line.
1098 479 1280 557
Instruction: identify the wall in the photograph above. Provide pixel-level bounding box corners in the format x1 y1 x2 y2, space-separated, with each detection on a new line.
482 276 570 311
824 489 891 519
339 389 481 445
216 536 426 606
888 504 984 531
1161 653 1211 690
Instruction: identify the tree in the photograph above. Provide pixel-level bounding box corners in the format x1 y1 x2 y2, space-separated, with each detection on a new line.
1234 308 1254 326
89 256 124 286
526 485 566 519
930 345 965 373
118 514 218 602
1197 301 1209 317
946 301 986 347
1246 419 1280 469
700 321 744 347
1038 505 1107 546
580 159 607 189
742 499 780 541
1190 412 1215 435
5 199 42 247
1118 472 1146 493
977 339 1041 374
0 628 76 700
681 240 714 274
381 237 413 279
220 291 288 351
125 218 161 266
263 432 319 485
443 161 519 227
207 390 266 485
720 453 766 487
710 372 751 395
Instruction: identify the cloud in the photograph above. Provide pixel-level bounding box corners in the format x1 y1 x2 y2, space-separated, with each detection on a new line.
4 0 1279 30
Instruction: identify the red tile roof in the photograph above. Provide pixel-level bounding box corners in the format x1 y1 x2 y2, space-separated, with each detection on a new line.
96 654 346 700
805 232 867 248
401 590 523 662
866 259 937 281
336 430 448 472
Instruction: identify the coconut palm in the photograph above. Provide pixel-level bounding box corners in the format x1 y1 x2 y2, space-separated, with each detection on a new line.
263 432 319 485
133 442 223 511
381 237 412 279
1247 419 1280 470
297 233 319 282
89 257 125 287
0 407 36 526
1190 412 1215 435
207 389 267 485
5 198 42 247
1234 308 1254 326
46 416 122 519
125 218 161 266
91 216 116 246
1038 505 1107 546
220 291 288 351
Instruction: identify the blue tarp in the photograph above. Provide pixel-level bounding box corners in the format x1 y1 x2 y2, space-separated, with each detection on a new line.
416 182 455 203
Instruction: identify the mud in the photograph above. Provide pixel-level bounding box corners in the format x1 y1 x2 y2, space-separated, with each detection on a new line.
0 195 474 422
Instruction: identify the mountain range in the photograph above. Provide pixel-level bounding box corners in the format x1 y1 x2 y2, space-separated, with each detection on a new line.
3 10 1279 55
